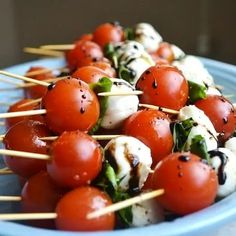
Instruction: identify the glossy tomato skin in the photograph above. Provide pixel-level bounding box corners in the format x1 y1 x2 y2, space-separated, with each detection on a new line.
42 78 100 134
136 65 189 110
66 40 103 71
123 109 173 166
155 42 175 63
72 66 110 84
152 152 218 215
21 171 66 228
6 99 44 129
56 186 115 231
79 33 93 42
195 95 236 141
25 66 55 99
89 60 117 77
47 131 102 188
93 22 124 48
3 120 51 178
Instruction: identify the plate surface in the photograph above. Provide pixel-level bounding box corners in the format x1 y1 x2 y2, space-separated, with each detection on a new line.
0 57 236 236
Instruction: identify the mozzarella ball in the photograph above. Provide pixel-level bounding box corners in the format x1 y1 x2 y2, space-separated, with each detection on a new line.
210 148 236 197
173 55 214 87
170 44 185 60
206 86 222 96
104 136 152 191
225 137 236 155
185 124 218 151
178 105 217 137
131 196 164 227
101 79 139 129
134 23 163 53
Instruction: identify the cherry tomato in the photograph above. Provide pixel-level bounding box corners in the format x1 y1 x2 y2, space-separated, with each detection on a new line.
66 40 103 71
42 78 100 134
78 33 93 42
72 66 110 84
90 60 117 77
155 42 175 63
152 152 218 215
25 66 55 99
195 95 236 141
55 186 115 231
136 65 189 110
3 120 51 178
21 171 66 228
6 99 44 129
47 131 102 188
123 109 173 166
93 22 124 48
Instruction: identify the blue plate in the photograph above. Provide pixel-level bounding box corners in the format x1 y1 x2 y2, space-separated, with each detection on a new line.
0 57 236 236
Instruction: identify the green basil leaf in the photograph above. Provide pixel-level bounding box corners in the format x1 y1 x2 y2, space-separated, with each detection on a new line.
118 65 136 84
171 118 195 152
89 77 112 134
190 135 211 165
124 27 135 40
188 80 207 104
104 43 118 68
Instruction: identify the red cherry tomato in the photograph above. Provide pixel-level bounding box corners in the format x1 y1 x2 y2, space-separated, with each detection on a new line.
55 186 115 231
3 120 51 178
47 131 102 188
155 42 175 63
66 40 103 71
136 65 189 110
93 22 124 48
42 78 100 134
72 66 110 84
6 99 44 129
149 53 170 66
123 109 173 166
90 60 117 77
152 152 218 215
78 33 93 42
24 66 55 99
21 171 66 228
195 95 236 141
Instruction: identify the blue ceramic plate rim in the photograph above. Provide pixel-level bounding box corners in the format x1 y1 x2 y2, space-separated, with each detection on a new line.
0 57 236 236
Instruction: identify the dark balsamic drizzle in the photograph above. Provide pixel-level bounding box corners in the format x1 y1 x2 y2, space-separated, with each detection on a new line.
47 83 55 90
152 79 158 89
208 150 228 185
223 117 228 124
178 155 190 162
145 70 151 75
80 107 85 114
105 146 118 173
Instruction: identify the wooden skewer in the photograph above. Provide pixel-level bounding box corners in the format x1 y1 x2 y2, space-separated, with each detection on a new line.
39 134 121 141
0 71 50 87
0 196 22 201
23 47 64 57
0 189 164 221
0 167 13 174
87 189 165 219
0 109 46 119
98 91 143 96
139 104 179 115
0 212 57 221
0 149 50 160
18 98 42 108
25 67 67 77
40 44 75 51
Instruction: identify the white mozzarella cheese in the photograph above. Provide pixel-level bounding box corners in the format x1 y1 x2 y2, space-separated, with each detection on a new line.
134 23 163 53
178 105 217 137
104 136 152 191
210 148 236 197
170 44 185 60
101 79 139 129
131 196 164 227
225 137 236 155
206 86 222 96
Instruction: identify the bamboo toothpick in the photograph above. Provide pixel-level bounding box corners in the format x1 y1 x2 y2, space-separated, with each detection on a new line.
23 47 64 57
18 98 42 108
0 212 57 221
87 189 165 219
0 109 46 119
0 149 50 160
25 67 67 77
98 91 143 96
0 196 22 201
39 134 121 141
0 71 50 87
139 104 179 115
40 44 75 51
0 167 13 174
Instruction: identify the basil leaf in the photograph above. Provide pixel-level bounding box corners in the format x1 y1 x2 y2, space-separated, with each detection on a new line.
124 27 135 40
89 77 112 134
118 65 136 84
104 43 118 68
190 135 211 165
188 80 207 104
171 118 195 152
